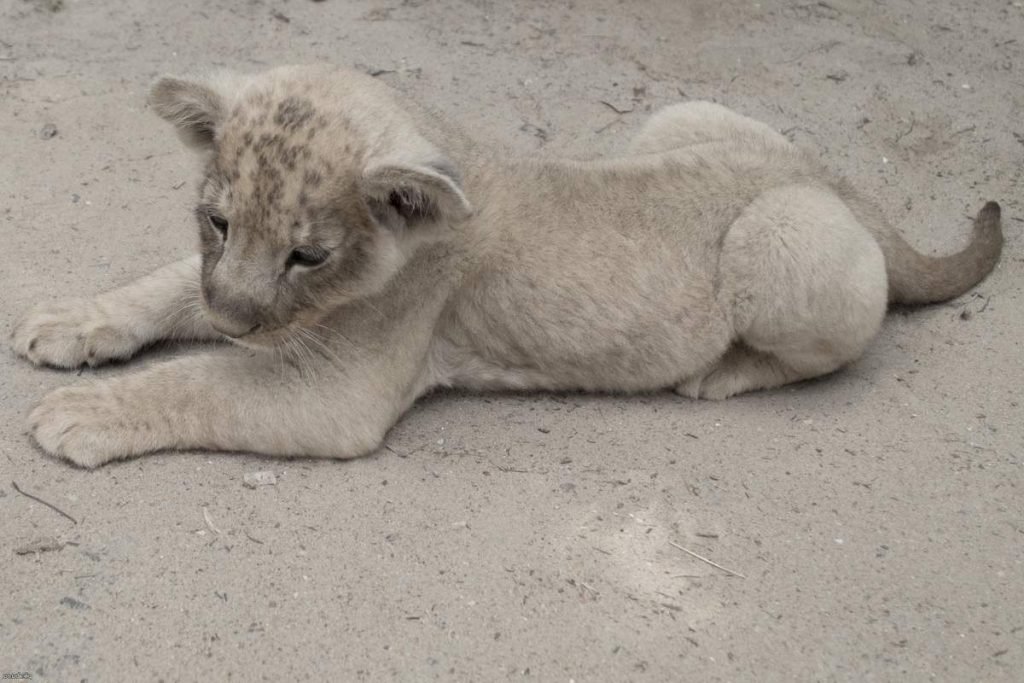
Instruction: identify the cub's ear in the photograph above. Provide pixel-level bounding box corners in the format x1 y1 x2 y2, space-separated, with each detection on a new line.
362 159 473 232
148 76 227 150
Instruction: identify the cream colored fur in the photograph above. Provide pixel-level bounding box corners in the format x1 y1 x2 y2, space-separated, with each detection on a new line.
10 65 1001 468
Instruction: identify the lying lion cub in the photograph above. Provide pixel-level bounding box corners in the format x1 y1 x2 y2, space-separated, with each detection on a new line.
11 65 1002 468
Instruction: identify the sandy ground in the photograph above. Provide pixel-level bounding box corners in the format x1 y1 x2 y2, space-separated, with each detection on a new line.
1 0 1022 680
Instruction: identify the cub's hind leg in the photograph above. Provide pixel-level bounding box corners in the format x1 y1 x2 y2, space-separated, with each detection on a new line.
676 344 810 400
678 185 888 400
627 101 790 155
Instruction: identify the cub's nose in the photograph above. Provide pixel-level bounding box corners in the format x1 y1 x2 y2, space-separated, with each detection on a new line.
208 315 261 339
204 259 272 338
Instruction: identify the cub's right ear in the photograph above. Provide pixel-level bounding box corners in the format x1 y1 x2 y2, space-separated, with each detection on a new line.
362 160 473 234
148 76 227 150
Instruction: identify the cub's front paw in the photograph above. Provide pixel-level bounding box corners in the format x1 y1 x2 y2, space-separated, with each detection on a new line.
11 299 142 368
29 383 145 468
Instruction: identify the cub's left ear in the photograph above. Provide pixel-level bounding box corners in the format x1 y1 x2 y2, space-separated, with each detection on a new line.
148 76 228 150
362 160 473 231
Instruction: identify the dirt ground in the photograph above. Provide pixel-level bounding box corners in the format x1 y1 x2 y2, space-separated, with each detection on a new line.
1 0 1022 680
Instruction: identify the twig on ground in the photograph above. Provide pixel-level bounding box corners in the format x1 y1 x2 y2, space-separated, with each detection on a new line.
14 536 66 555
11 481 77 524
244 531 265 545
599 100 634 114
489 460 531 474
202 506 223 535
595 118 625 135
669 540 746 578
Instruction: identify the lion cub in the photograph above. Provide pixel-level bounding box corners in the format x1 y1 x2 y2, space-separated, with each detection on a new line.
11 65 1002 468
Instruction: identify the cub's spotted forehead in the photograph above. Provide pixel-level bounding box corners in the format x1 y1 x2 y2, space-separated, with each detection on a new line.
273 96 317 130
204 90 363 221
218 93 335 179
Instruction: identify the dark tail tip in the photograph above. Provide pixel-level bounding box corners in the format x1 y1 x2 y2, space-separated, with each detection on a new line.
980 201 1001 220
975 201 1004 249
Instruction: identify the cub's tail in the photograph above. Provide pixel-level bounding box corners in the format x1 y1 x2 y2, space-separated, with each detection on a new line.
837 181 1004 305
882 201 1003 305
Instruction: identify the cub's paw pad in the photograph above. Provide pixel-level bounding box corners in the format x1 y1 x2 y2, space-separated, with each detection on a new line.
11 299 140 368
29 384 138 468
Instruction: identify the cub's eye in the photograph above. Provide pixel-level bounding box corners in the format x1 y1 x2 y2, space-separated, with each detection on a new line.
208 214 229 238
287 246 330 269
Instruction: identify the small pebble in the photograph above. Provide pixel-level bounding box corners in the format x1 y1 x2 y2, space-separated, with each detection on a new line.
39 123 58 139
60 596 89 610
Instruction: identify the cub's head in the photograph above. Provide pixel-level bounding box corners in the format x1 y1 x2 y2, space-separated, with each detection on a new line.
148 66 471 348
